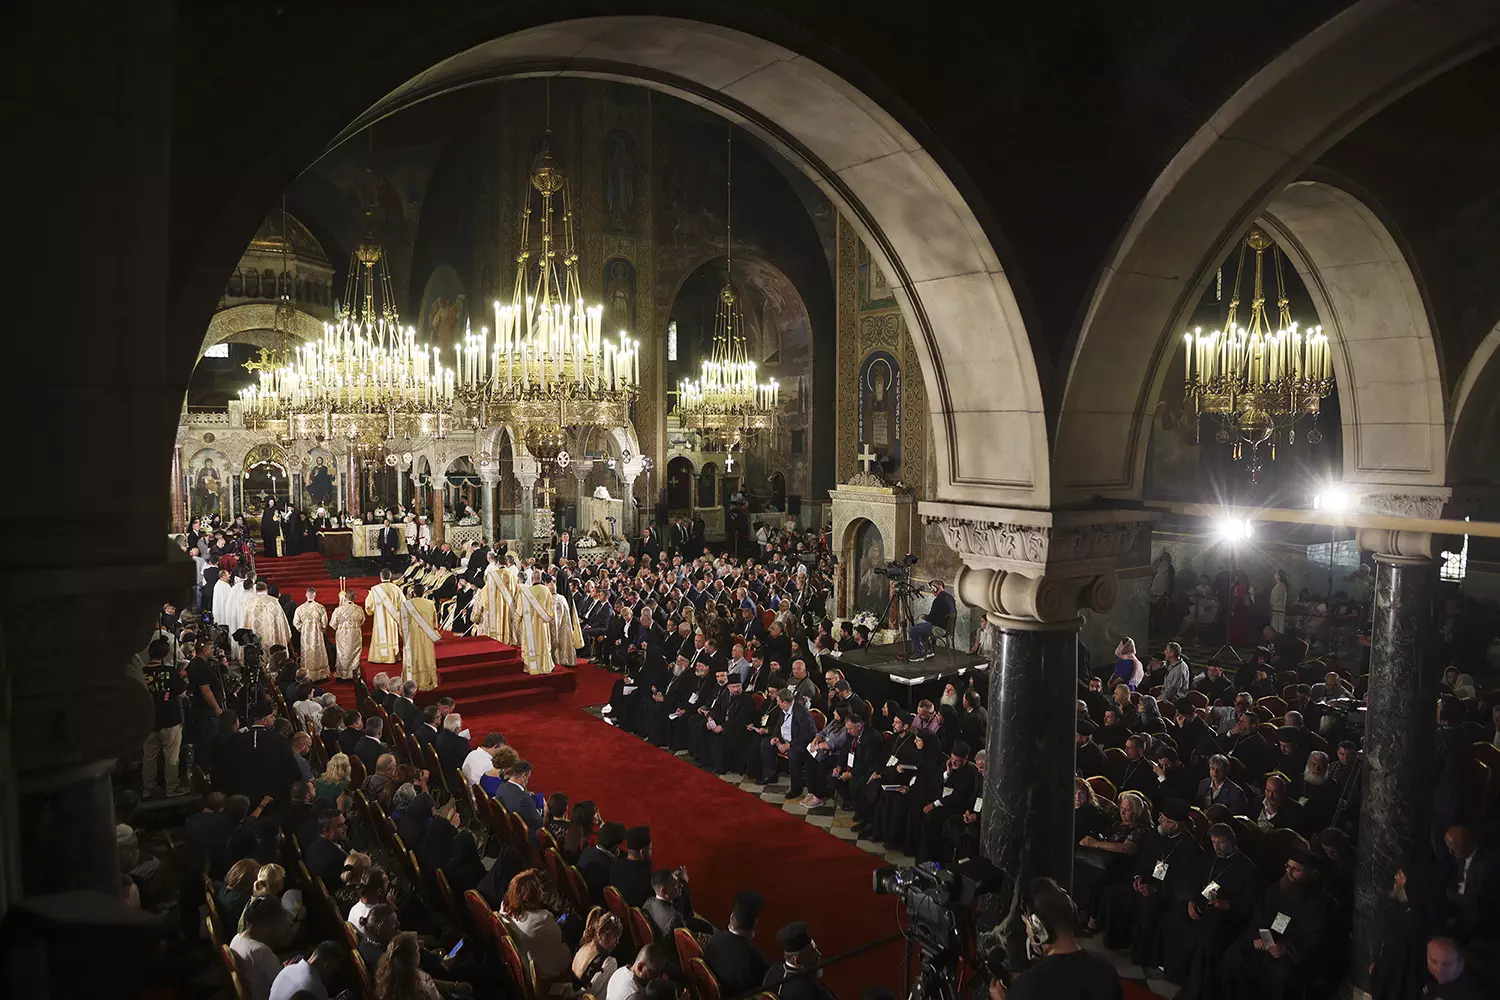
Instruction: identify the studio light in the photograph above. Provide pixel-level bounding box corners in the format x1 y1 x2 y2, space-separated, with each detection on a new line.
1313 486 1351 513
1215 516 1254 542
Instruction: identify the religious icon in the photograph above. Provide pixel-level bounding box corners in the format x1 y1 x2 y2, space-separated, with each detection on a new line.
853 521 888 616
858 240 897 311
605 258 635 333
858 350 902 475
307 459 336 507
603 130 637 231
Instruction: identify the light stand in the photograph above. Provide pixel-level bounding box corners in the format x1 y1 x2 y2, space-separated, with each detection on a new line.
1209 516 1253 664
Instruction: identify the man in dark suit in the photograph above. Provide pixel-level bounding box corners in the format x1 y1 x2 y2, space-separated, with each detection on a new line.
750 689 816 796
554 531 577 566
435 714 471 779
416 705 442 748
1076 718 1108 778
580 585 613 659
494 760 543 838
377 518 401 568
223 702 303 810
1442 824 1500 940
304 810 350 890
807 714 883 809
352 717 388 775
705 891 771 996
578 822 625 903
1196 754 1252 815
391 680 424 734
608 825 659 907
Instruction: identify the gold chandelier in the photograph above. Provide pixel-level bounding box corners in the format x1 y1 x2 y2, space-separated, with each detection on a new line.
456 113 639 431
1182 226 1333 477
239 237 453 442
677 127 778 434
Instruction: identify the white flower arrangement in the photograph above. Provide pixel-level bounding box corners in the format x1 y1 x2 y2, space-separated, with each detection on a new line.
851 610 881 633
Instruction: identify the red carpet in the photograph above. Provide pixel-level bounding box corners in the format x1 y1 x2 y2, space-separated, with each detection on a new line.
466 661 907 995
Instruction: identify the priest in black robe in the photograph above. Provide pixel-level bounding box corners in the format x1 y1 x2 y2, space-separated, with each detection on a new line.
261 498 280 556
1158 822 1263 992
1096 798 1204 966
1075 717 1107 778
669 659 717 752
642 655 694 747
1215 848 1337 1000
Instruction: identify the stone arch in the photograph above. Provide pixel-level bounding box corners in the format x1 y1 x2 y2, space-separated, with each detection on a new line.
1057 1 1499 502
200 303 324 359
1449 316 1500 483
310 16 1047 508
1259 181 1446 488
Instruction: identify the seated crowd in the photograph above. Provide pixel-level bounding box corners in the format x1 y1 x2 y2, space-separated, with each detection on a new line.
1069 633 1499 998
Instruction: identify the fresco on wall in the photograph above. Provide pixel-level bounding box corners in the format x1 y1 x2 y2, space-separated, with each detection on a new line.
418 264 467 352
604 258 636 336
735 257 810 408
603 130 638 232
858 241 896 312
858 350 902 477
853 520 889 615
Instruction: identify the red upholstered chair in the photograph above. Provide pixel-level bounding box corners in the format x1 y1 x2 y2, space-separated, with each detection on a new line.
603 885 629 925
346 947 373 1000
498 933 536 1000
628 906 657 953
687 957 722 1000
537 826 561 860
675 926 704 970
218 944 251 1000
509 812 533 862
1086 775 1116 801
809 709 827 733
435 868 465 930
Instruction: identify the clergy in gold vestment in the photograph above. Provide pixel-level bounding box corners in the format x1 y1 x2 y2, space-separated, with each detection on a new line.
402 582 440 691
364 569 404 664
329 591 366 679
516 580 555 675
550 580 582 667
293 588 330 682
244 581 293 649
474 553 515 646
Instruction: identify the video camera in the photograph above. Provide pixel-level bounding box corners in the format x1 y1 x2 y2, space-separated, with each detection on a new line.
873 863 976 959
873 553 920 578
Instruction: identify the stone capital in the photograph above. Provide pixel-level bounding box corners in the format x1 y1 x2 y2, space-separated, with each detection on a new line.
1343 485 1452 520
920 504 1154 625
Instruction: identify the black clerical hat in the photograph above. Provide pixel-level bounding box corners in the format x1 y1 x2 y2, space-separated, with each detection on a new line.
625 825 652 851
1289 846 1325 870
896 712 913 727
776 921 812 953
250 700 274 719
1160 798 1191 823
1077 717 1099 736
1274 726 1303 744
731 890 765 926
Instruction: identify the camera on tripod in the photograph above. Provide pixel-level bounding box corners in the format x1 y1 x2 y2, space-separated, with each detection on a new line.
874 864 979 1000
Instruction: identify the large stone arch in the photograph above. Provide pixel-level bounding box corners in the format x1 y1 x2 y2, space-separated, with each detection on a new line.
200 302 324 359
1259 181 1446 488
312 17 1048 509
1057 0 1499 502
1449 316 1500 483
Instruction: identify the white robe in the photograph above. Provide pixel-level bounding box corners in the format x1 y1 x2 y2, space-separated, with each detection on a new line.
224 584 253 658
212 579 235 628
244 593 293 650
293 599 331 681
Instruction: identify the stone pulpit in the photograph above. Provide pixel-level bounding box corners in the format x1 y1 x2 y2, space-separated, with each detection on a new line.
579 484 624 539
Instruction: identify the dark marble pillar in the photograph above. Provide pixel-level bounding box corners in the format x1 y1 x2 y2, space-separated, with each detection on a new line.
1351 553 1438 986
980 619 1080 951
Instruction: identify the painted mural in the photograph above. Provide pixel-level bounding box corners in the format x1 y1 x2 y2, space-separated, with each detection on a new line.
418 264 467 352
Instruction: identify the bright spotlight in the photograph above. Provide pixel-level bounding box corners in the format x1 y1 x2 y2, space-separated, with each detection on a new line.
1215 517 1254 542
1314 486 1351 514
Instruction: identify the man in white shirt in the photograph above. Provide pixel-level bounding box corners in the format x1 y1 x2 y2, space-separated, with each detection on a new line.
267 941 346 1000
462 732 507 788
604 943 669 1000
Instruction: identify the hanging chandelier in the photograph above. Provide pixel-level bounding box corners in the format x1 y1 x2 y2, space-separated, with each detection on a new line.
239 237 453 442
1182 226 1333 479
455 113 639 431
677 127 778 436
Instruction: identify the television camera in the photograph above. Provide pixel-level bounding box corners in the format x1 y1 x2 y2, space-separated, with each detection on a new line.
874 863 978 1000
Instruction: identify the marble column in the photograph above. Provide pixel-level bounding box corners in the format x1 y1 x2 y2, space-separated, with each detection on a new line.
621 473 638 541
431 480 446 546
347 454 360 519
516 474 537 558
1351 530 1440 986
571 463 590 533
983 620 1082 899
480 470 499 543
395 469 404 508
169 446 185 533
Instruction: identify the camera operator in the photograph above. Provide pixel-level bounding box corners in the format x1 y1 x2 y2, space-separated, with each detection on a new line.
907 579 955 661
995 878 1123 1000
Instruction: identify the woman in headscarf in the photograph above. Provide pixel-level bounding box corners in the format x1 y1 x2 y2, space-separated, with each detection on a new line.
878 700 902 735
1137 694 1165 734
395 792 433 852
1109 637 1145 691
